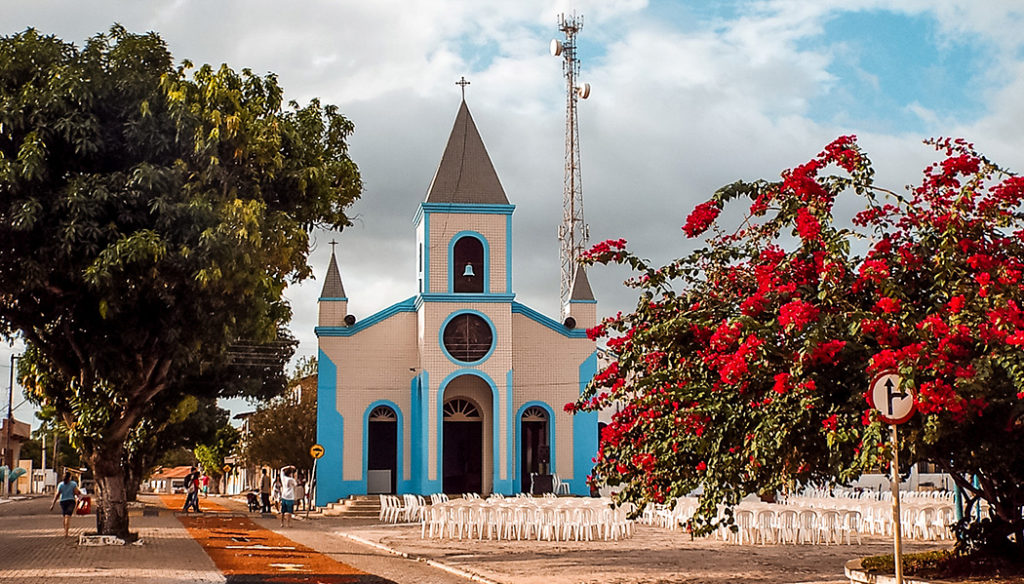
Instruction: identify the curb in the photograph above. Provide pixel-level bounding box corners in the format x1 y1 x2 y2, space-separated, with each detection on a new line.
337 531 503 584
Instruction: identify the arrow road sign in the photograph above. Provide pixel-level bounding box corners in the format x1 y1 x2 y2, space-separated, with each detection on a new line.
867 369 916 424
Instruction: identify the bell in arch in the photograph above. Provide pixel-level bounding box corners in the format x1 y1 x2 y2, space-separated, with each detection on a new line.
463 262 475 277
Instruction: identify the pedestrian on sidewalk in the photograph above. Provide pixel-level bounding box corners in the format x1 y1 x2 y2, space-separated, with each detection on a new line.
49 471 81 537
260 468 272 513
182 466 201 512
279 465 297 528
200 472 210 498
295 474 306 512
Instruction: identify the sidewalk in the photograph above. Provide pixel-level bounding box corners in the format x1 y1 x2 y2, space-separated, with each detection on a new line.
0 495 222 584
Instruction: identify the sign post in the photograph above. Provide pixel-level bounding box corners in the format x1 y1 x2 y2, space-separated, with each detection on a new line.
867 369 916 584
308 444 324 518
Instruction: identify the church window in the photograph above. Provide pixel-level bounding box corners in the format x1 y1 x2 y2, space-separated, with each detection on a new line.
453 236 484 293
369 406 397 421
521 406 548 422
444 398 481 421
442 313 493 363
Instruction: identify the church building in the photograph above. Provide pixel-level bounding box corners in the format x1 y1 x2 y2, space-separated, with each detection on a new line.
315 98 598 504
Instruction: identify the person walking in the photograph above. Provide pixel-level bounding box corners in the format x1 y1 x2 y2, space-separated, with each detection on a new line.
49 471 81 537
279 466 297 528
295 475 306 512
182 466 201 512
200 472 210 498
259 468 272 513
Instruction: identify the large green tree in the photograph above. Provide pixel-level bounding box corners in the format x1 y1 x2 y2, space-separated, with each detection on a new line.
576 137 1024 554
0 27 361 537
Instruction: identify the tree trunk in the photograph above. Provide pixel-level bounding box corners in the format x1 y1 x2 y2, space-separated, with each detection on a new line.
89 448 131 540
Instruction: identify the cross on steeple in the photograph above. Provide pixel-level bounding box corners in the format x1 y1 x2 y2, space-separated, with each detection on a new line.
329 239 338 254
456 76 470 100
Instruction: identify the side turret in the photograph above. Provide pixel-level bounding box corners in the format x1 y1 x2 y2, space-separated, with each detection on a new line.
318 249 349 327
565 265 596 330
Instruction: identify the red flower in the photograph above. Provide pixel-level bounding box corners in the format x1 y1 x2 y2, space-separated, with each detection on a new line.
695 461 707 472
778 299 819 332
795 207 821 241
772 372 791 395
683 201 722 238
873 297 901 314
822 414 838 432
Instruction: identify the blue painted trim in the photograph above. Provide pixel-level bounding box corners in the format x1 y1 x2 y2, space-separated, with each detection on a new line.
511 302 589 338
409 374 421 489
419 203 515 218
315 297 417 337
436 369 511 495
569 299 597 305
363 400 406 493
515 400 556 494
447 231 490 294
315 350 352 505
318 297 348 302
423 211 431 293
438 309 497 367
419 293 515 304
568 351 599 496
412 371 430 493
506 369 514 483
505 213 513 293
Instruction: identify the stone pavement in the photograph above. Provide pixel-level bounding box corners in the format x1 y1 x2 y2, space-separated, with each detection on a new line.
0 494 222 583
326 517 950 584
0 493 953 584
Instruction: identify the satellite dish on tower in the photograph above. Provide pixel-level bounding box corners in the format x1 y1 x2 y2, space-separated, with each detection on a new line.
550 39 563 56
577 82 590 99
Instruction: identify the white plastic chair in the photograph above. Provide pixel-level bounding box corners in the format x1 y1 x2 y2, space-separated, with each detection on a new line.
553 474 571 495
753 509 777 545
797 509 818 544
839 510 863 545
776 509 798 544
816 510 841 545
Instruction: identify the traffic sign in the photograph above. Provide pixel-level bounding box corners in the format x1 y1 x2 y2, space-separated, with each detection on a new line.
867 369 915 424
310 444 325 459
222 464 232 474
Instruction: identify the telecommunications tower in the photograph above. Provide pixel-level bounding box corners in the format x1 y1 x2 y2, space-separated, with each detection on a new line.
551 13 590 313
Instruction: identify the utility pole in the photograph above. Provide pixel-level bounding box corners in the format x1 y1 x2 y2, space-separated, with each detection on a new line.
3 354 18 498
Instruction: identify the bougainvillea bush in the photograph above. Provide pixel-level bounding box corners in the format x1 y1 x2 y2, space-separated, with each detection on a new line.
574 137 1024 552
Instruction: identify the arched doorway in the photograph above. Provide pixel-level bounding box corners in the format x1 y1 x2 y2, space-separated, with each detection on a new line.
443 398 483 494
367 405 397 494
520 406 550 492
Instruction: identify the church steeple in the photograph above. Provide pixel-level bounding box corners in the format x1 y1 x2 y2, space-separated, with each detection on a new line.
566 264 597 327
318 244 349 327
320 247 346 299
425 100 508 205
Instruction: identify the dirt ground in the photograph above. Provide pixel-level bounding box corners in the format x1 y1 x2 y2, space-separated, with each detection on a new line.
337 522 949 584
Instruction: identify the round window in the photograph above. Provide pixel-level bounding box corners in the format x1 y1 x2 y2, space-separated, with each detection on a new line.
442 313 494 363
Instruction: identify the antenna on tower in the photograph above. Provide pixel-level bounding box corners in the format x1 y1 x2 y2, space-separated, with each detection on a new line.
552 12 590 314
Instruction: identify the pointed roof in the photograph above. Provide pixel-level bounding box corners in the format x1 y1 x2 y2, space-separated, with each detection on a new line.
425 100 509 204
320 251 346 299
570 265 595 301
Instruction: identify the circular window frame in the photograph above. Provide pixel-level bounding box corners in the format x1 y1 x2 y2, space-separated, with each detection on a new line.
439 311 496 365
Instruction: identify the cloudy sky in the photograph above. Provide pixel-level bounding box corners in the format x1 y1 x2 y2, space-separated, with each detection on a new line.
4 0 1024 424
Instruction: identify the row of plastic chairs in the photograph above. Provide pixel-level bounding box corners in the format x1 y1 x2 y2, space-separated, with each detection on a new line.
420 497 635 541
378 494 427 523
646 497 957 544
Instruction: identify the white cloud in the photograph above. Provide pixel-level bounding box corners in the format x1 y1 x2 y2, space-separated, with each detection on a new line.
4 0 1024 424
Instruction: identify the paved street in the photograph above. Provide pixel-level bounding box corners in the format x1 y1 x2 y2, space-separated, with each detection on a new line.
1 493 950 583
0 495 470 584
